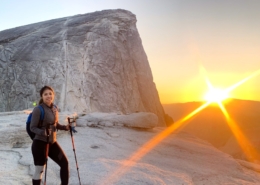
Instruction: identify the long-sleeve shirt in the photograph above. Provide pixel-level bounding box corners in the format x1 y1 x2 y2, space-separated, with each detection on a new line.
30 103 68 143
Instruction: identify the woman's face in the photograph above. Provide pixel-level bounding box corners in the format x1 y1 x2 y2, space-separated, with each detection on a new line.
42 89 54 106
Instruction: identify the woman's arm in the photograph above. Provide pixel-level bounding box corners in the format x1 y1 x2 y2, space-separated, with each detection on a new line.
56 123 69 131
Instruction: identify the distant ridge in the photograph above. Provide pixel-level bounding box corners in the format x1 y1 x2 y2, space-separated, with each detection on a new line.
163 98 260 122
162 98 260 161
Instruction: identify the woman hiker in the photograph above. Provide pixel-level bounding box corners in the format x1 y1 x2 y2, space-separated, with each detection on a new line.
30 85 70 185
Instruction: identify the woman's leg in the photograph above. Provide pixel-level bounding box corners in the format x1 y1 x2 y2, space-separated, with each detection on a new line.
31 139 47 185
48 142 69 185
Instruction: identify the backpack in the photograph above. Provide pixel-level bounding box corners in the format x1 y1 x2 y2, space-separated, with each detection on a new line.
26 105 45 140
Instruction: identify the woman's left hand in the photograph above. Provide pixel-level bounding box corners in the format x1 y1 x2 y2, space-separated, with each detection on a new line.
71 126 77 133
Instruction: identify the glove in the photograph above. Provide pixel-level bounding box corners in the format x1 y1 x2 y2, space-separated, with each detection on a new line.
64 124 77 133
71 126 78 133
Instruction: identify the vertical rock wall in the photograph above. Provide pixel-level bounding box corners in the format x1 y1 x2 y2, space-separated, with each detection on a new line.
0 9 166 126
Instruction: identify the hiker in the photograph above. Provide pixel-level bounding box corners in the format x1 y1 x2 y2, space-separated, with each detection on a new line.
30 85 70 185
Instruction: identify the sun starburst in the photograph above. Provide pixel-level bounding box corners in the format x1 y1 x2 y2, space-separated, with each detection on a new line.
99 67 260 184
204 87 229 103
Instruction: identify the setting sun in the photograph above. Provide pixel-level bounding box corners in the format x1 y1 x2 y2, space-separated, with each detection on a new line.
204 88 229 103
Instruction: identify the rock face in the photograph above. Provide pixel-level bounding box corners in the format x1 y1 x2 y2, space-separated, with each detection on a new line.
0 9 166 126
76 112 158 128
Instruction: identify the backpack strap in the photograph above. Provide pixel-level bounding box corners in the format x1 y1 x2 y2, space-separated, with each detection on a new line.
38 105 45 127
53 104 57 110
38 105 45 120
53 104 58 124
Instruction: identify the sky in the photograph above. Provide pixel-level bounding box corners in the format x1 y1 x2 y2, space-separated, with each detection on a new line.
1 0 260 104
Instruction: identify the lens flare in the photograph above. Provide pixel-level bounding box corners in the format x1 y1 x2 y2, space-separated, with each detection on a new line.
99 101 211 185
218 102 258 162
100 68 260 184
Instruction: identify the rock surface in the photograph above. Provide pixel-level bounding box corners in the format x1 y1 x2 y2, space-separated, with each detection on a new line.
76 112 158 128
0 9 165 126
1 112 260 184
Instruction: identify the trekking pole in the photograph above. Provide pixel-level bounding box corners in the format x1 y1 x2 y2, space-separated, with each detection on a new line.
44 125 50 185
67 117 81 185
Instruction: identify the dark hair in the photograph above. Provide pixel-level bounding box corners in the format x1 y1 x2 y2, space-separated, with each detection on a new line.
38 86 54 104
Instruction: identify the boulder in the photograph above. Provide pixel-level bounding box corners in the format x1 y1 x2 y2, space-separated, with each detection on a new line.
0 9 166 126
76 112 158 129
